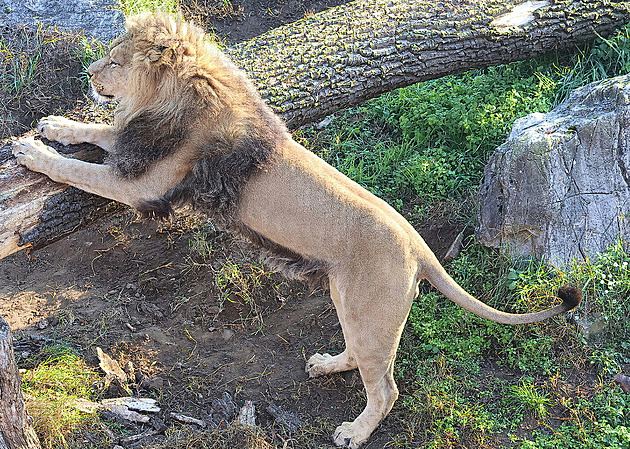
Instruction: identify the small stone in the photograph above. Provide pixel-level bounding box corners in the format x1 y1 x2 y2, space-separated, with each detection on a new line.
141 377 164 391
221 329 234 341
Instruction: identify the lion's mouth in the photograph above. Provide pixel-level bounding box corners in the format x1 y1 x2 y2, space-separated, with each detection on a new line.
90 86 116 104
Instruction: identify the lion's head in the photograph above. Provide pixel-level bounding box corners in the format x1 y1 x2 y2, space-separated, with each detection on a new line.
87 13 226 124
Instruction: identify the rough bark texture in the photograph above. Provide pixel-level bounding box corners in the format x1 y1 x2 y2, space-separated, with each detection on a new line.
234 0 630 128
476 75 630 265
0 141 118 260
0 316 42 449
2 0 630 259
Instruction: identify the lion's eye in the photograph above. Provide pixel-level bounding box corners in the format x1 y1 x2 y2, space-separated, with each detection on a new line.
109 60 119 68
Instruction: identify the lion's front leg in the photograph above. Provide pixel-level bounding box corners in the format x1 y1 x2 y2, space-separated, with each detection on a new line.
12 137 138 208
37 115 116 152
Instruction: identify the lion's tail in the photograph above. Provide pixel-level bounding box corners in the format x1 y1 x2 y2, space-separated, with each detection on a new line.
423 261 581 325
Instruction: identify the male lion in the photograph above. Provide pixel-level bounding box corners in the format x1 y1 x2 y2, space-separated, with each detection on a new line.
13 13 580 448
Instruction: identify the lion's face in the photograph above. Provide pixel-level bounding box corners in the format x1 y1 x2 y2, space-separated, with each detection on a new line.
87 39 133 103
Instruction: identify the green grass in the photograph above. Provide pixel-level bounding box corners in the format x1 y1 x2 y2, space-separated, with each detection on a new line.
117 0 179 16
0 25 59 96
21 345 102 448
74 36 107 86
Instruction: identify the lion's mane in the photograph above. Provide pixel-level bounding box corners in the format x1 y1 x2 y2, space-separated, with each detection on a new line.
108 13 329 287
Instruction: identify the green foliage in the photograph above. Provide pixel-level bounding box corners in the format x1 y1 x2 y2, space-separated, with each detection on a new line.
21 345 100 448
0 25 56 96
554 22 630 103
74 36 107 86
508 377 552 419
117 0 179 16
306 63 557 207
517 389 630 448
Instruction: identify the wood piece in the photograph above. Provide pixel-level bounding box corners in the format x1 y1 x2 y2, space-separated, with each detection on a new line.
443 228 467 263
101 397 160 413
266 403 303 432
0 141 115 260
236 400 256 427
1 0 630 259
169 413 207 428
104 406 150 423
119 430 159 444
96 347 127 383
0 315 42 449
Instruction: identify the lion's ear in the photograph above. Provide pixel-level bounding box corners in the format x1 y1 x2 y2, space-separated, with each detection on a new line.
146 40 195 65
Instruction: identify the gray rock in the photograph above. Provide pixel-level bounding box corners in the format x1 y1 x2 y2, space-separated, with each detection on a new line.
0 0 124 42
476 75 630 265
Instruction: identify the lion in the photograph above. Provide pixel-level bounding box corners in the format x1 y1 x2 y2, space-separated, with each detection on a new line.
12 13 581 448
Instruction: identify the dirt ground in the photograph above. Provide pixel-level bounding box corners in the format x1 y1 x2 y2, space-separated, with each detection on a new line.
0 1 465 447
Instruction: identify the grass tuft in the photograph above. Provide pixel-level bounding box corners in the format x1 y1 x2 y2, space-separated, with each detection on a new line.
21 345 101 448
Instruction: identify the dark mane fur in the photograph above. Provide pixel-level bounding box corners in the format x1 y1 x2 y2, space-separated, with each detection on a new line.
107 111 191 178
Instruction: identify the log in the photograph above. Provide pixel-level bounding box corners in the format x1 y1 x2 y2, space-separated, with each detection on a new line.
2 0 630 259
238 0 630 128
0 315 42 449
0 141 118 259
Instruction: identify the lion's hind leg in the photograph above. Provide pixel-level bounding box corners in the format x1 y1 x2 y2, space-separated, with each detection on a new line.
324 270 416 448
306 281 358 378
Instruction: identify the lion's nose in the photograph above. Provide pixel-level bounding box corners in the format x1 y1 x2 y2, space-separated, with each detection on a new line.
86 61 97 78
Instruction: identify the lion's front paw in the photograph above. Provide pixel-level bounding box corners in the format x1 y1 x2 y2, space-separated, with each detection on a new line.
37 115 85 145
12 137 61 173
333 422 368 449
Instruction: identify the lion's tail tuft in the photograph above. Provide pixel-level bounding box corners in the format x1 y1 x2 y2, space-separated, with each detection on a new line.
557 286 582 311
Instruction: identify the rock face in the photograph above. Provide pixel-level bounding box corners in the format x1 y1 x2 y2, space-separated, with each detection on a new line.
0 0 123 42
476 75 630 265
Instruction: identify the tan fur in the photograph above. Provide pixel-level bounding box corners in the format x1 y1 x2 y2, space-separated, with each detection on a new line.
12 13 580 448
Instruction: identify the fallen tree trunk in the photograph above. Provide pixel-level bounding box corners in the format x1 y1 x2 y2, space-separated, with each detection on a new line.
240 0 630 128
2 0 630 259
0 315 42 449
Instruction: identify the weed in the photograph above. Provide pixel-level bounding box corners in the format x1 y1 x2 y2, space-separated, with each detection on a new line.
187 223 217 261
508 377 552 419
74 36 107 87
20 345 102 448
145 422 273 448
117 0 179 16
0 26 84 137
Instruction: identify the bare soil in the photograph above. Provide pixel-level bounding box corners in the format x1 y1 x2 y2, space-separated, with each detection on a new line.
0 1 466 447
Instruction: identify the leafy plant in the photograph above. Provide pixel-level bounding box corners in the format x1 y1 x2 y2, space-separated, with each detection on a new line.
508 377 552 419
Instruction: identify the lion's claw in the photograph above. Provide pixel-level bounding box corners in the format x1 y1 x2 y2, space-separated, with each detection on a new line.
333 422 367 449
12 137 60 172
305 353 335 378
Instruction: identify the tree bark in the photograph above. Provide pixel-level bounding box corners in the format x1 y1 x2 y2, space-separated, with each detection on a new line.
1 0 630 259
235 0 630 128
0 315 42 449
